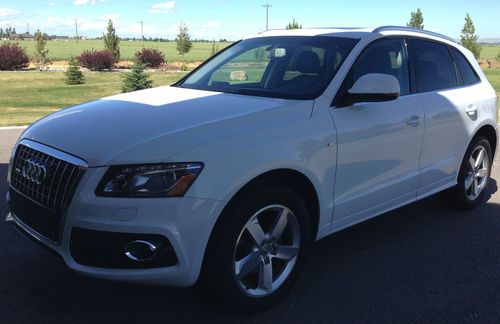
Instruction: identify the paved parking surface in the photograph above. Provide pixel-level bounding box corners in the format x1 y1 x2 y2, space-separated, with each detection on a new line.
1 128 499 323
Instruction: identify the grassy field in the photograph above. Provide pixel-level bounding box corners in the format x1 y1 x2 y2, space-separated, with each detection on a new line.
480 46 500 60
484 69 500 98
0 68 499 127
6 39 498 62
4 39 230 62
0 71 186 126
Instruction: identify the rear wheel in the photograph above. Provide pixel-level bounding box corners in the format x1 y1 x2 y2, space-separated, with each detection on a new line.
201 183 311 310
445 135 493 209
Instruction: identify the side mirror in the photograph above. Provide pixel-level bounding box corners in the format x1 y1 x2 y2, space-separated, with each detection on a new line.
348 73 400 103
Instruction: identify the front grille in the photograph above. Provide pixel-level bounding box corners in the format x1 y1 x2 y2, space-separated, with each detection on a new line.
11 143 85 211
9 141 87 243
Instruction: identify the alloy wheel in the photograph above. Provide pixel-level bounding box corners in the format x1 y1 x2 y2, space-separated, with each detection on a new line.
233 204 301 297
464 145 490 201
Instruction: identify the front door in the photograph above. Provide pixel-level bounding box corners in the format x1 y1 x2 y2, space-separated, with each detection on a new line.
329 38 425 228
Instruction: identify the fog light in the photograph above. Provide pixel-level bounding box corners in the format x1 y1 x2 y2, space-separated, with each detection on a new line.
124 240 158 262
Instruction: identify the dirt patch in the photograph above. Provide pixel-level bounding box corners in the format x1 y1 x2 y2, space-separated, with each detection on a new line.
478 59 500 69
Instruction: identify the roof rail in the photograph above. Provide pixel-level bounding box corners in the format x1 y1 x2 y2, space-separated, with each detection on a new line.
373 26 458 43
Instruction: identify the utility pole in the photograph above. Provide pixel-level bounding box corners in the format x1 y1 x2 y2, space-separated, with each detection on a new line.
262 3 272 31
139 21 145 45
27 22 29 34
75 18 79 43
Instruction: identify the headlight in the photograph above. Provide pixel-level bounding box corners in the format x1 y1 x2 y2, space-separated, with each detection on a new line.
96 163 203 197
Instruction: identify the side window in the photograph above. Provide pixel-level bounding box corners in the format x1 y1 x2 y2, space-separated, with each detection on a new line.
350 38 410 96
450 47 480 86
409 39 458 93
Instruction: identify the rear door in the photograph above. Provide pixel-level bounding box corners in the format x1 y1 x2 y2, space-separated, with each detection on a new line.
330 38 425 226
407 39 481 198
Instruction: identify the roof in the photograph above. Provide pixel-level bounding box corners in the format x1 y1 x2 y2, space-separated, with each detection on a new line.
257 26 457 45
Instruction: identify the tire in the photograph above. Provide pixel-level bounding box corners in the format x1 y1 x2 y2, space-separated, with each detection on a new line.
444 135 493 209
200 182 311 311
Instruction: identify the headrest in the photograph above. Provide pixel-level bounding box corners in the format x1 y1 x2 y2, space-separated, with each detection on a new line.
297 51 321 74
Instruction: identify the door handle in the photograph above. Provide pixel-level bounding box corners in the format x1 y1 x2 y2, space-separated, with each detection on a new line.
465 104 477 116
406 115 420 127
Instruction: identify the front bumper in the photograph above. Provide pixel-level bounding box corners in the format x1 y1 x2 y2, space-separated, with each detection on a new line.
6 166 226 287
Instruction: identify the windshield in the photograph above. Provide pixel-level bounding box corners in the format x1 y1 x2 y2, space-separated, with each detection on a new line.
176 36 359 100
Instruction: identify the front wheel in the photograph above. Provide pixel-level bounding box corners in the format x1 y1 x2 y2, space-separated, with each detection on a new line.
200 183 311 310
445 135 493 209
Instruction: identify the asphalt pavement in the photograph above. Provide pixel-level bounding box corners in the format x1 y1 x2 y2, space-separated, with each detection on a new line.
1 127 499 323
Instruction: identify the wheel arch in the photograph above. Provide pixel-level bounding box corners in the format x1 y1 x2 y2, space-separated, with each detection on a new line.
475 124 497 158
216 168 320 243
198 168 321 284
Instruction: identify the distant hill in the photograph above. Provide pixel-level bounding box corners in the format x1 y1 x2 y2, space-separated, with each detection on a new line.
479 39 500 45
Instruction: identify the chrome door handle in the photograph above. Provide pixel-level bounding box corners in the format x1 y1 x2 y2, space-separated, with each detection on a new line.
465 104 477 116
406 115 420 127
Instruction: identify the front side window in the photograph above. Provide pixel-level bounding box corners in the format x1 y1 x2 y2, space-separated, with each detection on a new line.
350 38 410 96
450 47 480 86
409 39 458 93
177 36 359 100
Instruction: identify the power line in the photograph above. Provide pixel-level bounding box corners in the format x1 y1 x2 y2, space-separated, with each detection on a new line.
262 3 272 31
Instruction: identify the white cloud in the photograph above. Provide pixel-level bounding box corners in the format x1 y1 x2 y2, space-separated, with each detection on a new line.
149 1 176 14
203 20 221 28
73 0 107 6
0 8 21 18
48 1 55 6
44 16 59 27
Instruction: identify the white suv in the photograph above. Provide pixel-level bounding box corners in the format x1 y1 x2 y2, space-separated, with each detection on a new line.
6 26 498 309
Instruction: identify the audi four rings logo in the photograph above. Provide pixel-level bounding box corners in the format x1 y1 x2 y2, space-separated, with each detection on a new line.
21 159 48 184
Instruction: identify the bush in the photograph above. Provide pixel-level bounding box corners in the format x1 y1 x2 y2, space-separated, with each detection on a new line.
65 57 85 85
122 61 153 93
0 42 29 70
77 49 116 71
135 48 165 68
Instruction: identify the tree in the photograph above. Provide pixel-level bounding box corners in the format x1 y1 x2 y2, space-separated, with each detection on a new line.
34 29 50 70
122 61 153 93
407 8 424 29
210 40 220 56
0 28 3 38
65 57 85 85
460 14 482 59
103 19 120 61
176 22 192 70
286 18 302 30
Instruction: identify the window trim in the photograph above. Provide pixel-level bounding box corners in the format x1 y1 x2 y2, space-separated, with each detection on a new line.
332 36 411 108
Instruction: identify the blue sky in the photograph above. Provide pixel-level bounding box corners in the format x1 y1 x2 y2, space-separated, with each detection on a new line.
0 0 499 40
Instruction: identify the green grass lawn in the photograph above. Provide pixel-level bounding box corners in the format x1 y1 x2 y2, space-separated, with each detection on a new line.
0 71 186 126
0 68 499 127
480 45 500 60
4 39 229 62
5 39 498 62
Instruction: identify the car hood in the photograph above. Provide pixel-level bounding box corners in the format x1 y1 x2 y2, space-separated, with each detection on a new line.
22 86 312 167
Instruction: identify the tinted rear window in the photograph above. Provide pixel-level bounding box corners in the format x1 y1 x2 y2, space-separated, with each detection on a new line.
409 39 458 93
450 47 480 86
